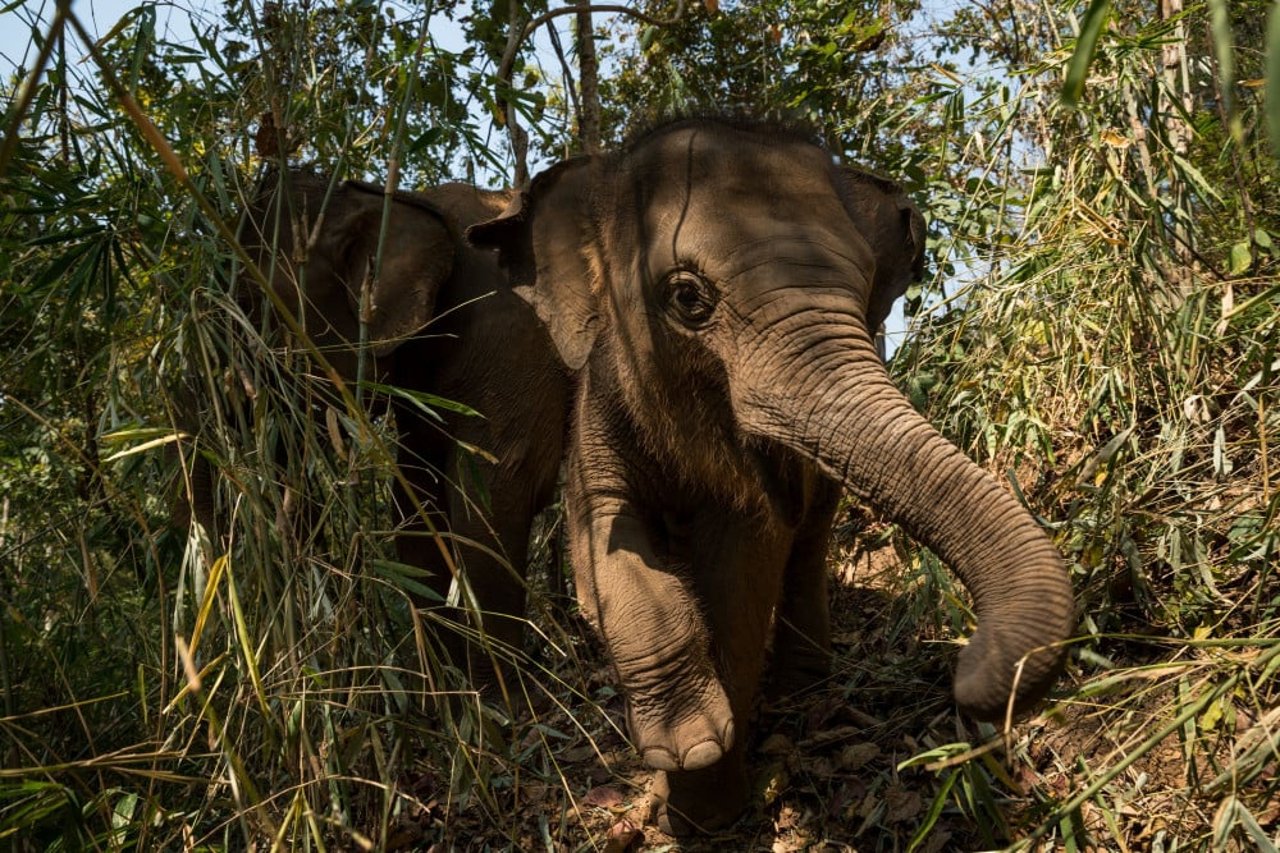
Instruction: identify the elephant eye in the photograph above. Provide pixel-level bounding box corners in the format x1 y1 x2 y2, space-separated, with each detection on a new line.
666 270 715 328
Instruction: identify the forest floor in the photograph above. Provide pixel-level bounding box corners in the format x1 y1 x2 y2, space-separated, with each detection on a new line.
382 515 1278 852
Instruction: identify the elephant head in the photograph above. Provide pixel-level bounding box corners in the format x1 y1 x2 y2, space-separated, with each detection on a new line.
469 119 1073 820
240 171 455 383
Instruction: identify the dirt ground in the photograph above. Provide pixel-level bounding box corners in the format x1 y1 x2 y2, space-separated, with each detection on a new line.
385 515 1278 852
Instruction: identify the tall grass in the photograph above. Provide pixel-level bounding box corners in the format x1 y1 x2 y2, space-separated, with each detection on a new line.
0 4 596 848
889 2 1280 846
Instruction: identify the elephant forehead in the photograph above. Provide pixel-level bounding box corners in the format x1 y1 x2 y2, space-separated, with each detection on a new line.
628 122 833 179
624 129 867 271
629 128 838 217
633 184 875 295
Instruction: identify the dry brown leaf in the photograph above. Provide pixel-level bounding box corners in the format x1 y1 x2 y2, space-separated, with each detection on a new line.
518 781 550 805
582 785 625 809
919 830 953 853
801 725 860 749
254 111 279 158
603 818 641 853
775 803 802 831
800 755 836 779
760 762 789 806
1099 128 1131 148
839 742 880 770
884 787 923 823
1013 760 1045 794
325 406 347 461
852 791 877 820
560 744 597 763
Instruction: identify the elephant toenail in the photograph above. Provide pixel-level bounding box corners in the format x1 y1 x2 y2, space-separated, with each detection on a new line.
680 739 724 770
642 747 680 771
721 719 735 749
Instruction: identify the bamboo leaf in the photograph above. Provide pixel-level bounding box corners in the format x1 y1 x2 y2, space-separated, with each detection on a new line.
103 432 185 462
1063 0 1112 106
361 380 482 420
1207 0 1235 124
224 556 271 723
188 554 228 662
1171 153 1225 204
1228 241 1252 276
370 559 445 602
1268 0 1280 159
908 770 958 852
1236 803 1279 853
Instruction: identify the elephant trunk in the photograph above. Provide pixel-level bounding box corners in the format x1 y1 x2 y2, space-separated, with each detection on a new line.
736 317 1073 721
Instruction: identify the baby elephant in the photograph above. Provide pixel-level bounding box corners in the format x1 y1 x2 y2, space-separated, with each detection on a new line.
469 118 1074 833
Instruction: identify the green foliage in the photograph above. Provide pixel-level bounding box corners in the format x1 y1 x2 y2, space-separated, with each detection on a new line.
0 2 581 847
599 0 924 172
890 0 1280 846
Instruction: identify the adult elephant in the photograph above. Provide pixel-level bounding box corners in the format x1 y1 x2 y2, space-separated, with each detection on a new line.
182 171 569 674
468 118 1074 834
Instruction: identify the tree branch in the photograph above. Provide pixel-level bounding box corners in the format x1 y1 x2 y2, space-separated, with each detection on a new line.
498 2 687 85
497 2 685 183
502 0 532 185
545 17 582 128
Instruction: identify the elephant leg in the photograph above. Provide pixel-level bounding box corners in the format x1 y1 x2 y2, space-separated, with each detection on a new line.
651 512 793 834
391 475 454 604
437 435 557 701
392 401 457 607
650 750 750 836
391 421 512 709
768 483 841 698
446 489 529 674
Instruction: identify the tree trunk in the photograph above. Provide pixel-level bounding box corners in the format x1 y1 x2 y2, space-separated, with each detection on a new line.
576 1 601 154
1160 0 1195 304
505 1 530 186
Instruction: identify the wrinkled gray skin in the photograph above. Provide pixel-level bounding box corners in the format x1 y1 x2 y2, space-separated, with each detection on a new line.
469 119 1074 834
184 172 568 670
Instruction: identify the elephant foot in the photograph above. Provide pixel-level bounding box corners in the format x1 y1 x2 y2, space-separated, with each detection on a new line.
647 757 749 836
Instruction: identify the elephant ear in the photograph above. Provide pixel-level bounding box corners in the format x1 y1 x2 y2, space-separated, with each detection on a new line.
245 172 454 372
836 165 927 333
325 179 454 358
466 157 601 371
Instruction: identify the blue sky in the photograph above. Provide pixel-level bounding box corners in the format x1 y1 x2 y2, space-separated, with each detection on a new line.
1 0 480 75
2 0 193 77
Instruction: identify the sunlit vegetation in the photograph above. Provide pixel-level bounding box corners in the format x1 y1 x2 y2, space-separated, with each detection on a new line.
1 0 1277 849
